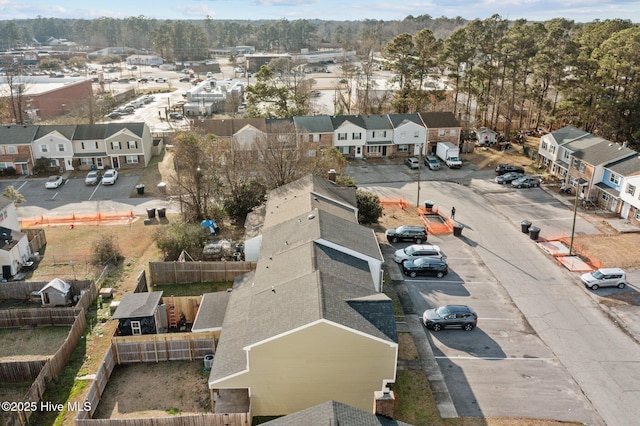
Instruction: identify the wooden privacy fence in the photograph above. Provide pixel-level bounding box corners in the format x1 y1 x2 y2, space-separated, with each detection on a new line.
0 279 92 301
24 228 47 255
112 331 217 364
0 307 77 328
149 261 257 285
0 360 47 382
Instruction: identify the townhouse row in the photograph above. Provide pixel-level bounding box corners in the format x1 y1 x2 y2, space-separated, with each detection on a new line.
0 123 156 175
194 111 462 158
538 125 640 225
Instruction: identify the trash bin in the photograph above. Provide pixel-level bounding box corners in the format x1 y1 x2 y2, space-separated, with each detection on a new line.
424 200 435 210
146 208 156 219
453 224 463 237
157 207 166 218
521 220 532 234
157 182 167 194
529 226 540 240
136 184 145 195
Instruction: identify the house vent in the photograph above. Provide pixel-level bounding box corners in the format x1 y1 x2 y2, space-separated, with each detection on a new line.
308 214 315 220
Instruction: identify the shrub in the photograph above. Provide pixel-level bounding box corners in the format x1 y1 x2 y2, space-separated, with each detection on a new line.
91 234 124 265
357 189 383 224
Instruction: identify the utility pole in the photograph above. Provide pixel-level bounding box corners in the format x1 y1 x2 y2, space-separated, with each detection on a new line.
416 143 423 207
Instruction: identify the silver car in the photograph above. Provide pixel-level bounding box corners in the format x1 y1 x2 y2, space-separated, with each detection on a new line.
393 244 445 264
580 268 627 290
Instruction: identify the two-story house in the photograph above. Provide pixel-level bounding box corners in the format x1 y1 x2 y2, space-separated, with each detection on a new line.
0 196 32 279
537 126 591 177
292 115 335 157
361 114 394 158
72 124 108 170
32 125 76 172
566 140 636 201
596 155 640 221
418 112 461 155
330 115 366 158
105 123 153 169
388 113 427 157
0 126 39 175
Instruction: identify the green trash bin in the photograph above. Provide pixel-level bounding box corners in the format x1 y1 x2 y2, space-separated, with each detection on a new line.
453 224 463 237
529 226 540 240
521 220 532 233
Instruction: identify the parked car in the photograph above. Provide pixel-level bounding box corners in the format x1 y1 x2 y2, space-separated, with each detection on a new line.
45 175 64 189
393 244 445 264
155 77 167 83
169 112 184 120
179 76 191 82
580 268 627 290
106 111 123 119
495 171 524 184
422 305 478 331
101 169 118 185
495 164 525 175
424 155 440 170
402 257 448 278
385 225 428 244
404 157 420 169
84 170 101 185
511 175 541 188
138 77 149 83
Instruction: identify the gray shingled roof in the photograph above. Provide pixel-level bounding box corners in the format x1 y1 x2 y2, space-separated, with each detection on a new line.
562 134 608 153
293 115 335 133
605 152 640 177
331 115 366 129
0 125 40 145
191 291 231 332
34 125 77 140
73 124 108 140
418 111 460 128
261 400 412 426
112 291 163 319
549 125 590 145
106 122 146 137
362 114 393 130
388 113 423 128
572 139 636 166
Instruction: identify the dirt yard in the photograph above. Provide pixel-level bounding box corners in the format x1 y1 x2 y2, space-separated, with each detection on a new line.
92 361 210 419
0 327 71 360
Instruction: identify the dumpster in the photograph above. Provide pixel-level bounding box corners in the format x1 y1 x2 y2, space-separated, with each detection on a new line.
529 226 540 240
146 208 156 219
136 184 145 195
453 224 463 237
157 207 166 218
521 220 532 233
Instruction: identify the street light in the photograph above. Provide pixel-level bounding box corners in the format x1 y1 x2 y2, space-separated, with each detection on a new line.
568 181 585 256
69 260 77 281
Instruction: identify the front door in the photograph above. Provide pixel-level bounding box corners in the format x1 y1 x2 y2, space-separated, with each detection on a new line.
96 158 104 169
355 146 362 158
382 146 387 156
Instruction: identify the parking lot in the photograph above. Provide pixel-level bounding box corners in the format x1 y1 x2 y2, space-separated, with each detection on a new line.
350 158 639 425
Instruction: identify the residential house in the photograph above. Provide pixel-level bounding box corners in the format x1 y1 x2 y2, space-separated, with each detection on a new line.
0 197 32 278
72 124 109 170
388 113 427 157
32 125 76 172
0 125 39 175
537 126 591 176
210 175 396 417
105 122 153 169
596 154 640 222
37 278 72 307
292 115 334 156
330 115 366 158
419 112 461 156
112 291 164 336
261 400 411 426
361 114 394 158
193 118 267 151
566 140 636 201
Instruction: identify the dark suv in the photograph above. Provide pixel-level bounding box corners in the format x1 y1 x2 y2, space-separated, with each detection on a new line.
422 305 478 331
385 225 428 244
495 164 525 175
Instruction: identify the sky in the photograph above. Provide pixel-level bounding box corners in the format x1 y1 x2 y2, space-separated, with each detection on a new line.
0 0 639 23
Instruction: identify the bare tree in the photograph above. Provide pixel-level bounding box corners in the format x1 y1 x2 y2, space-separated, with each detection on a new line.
3 63 32 124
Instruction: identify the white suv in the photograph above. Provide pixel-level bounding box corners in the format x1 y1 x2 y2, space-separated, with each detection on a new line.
404 157 420 169
102 169 118 185
580 268 627 290
393 244 445 264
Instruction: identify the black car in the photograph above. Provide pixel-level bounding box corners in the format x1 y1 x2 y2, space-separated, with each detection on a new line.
495 164 525 175
385 225 428 244
179 76 191 82
402 257 448 278
422 305 478 331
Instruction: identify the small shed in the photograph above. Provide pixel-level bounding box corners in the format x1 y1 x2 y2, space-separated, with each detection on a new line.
191 291 231 336
112 291 163 336
476 127 498 146
38 278 72 306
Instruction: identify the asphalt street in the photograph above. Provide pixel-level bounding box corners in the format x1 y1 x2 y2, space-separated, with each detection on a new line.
349 161 640 426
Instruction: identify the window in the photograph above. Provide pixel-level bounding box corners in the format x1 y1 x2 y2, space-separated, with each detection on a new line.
439 129 446 136
111 141 121 150
609 173 621 185
338 146 350 155
40 145 48 153
81 142 85 150
414 130 420 138
397 144 409 152
635 210 640 220
307 149 316 157
125 155 139 164
601 193 610 201
541 141 548 151
337 133 347 141
6 145 16 154
312 134 320 143
626 183 636 196
95 141 99 149
80 158 93 166
131 321 142 335
352 132 362 140
368 146 380 154
572 159 581 170
372 131 376 138
449 129 456 136
549 145 556 154
57 144 65 152
127 140 138 149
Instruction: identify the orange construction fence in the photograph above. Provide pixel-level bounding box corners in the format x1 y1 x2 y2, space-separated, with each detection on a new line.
21 211 137 228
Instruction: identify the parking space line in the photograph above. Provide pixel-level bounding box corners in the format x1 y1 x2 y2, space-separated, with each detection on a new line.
403 279 465 284
434 355 553 361
88 185 101 201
